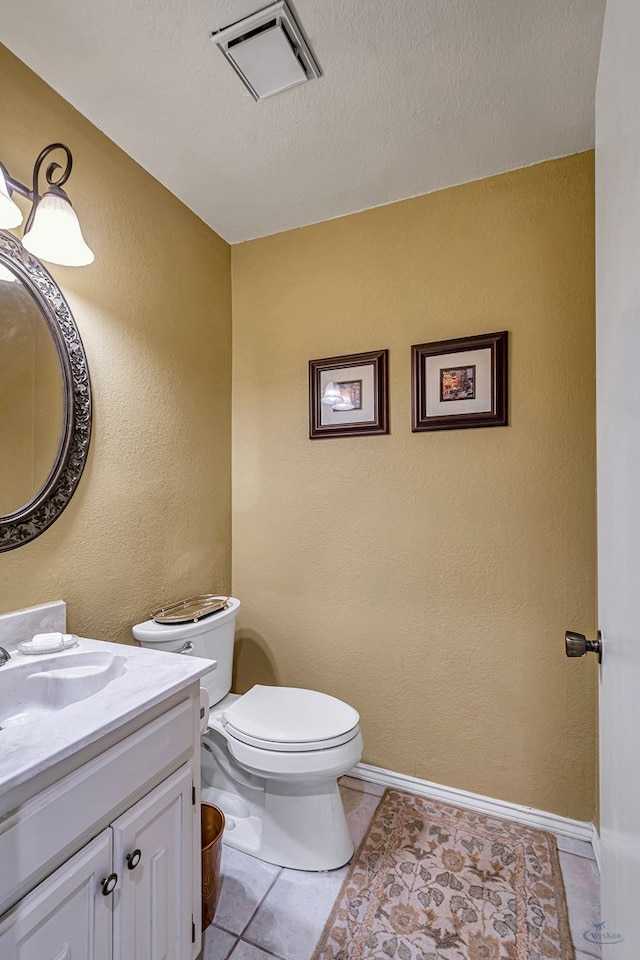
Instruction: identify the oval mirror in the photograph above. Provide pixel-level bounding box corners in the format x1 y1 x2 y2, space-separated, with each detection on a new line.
0 230 91 551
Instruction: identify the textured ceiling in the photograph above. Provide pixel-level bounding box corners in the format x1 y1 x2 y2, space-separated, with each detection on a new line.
0 0 604 243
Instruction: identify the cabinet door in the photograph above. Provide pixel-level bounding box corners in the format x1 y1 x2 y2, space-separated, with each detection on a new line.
0 831 112 960
112 764 193 960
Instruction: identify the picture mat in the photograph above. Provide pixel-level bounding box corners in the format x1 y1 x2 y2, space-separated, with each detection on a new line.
425 347 492 417
320 364 375 425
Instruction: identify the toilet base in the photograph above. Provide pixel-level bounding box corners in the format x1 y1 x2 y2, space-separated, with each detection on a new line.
202 776 354 871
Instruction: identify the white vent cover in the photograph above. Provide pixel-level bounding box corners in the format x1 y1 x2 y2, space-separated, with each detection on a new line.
212 1 321 102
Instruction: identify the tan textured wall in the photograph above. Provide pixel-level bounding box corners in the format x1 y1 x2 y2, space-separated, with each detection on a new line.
232 154 597 821
0 45 232 642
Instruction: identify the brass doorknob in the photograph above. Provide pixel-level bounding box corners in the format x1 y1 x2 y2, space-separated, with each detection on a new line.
565 630 602 663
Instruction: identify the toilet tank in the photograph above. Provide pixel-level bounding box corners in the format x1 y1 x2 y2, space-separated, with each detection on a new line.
132 597 241 706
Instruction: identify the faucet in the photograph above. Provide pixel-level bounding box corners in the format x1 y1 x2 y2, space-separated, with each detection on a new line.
0 647 11 667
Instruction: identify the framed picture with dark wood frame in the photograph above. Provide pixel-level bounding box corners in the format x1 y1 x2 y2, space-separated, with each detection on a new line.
412 331 508 432
309 349 389 439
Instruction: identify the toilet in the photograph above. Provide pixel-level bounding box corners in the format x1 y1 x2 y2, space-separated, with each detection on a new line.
132 598 363 871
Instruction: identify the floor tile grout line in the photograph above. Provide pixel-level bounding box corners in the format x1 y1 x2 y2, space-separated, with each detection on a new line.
223 938 239 960
340 778 384 797
239 861 358 960
341 783 378 795
202 924 239 960
237 866 284 939
215 792 377 948
573 937 602 960
213 921 242 938
340 785 368 798
239 935 291 960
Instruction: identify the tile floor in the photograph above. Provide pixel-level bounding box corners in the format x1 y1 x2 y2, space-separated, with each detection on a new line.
200 776 601 960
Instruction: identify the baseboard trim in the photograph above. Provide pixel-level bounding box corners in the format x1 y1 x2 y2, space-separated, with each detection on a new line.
349 762 594 843
591 825 601 870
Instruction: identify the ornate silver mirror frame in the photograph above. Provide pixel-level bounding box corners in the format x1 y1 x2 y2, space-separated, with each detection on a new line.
0 229 91 551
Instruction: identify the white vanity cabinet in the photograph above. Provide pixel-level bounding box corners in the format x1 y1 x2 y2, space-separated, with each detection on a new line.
0 679 205 960
112 765 193 960
0 831 113 960
0 765 194 960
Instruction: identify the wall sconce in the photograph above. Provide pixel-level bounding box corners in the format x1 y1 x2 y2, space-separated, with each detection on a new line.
0 142 94 266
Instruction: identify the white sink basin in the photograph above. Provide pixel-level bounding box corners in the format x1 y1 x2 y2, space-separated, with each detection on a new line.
0 636 214 813
0 651 127 728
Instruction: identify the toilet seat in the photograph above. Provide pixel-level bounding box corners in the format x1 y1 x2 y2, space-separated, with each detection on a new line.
221 684 360 752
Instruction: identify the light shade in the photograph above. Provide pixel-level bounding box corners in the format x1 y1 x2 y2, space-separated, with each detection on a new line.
332 401 355 411
0 166 23 229
23 188 94 266
321 382 344 405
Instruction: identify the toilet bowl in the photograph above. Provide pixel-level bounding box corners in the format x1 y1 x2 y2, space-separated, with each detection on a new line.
132 599 363 871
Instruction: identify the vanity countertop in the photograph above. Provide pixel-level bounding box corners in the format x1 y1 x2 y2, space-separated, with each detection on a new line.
0 637 213 802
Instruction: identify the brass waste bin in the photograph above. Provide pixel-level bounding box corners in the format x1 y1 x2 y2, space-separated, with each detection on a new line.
201 803 225 930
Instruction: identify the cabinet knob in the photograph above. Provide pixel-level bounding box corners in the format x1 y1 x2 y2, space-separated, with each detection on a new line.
126 848 142 870
101 873 118 896
565 629 602 664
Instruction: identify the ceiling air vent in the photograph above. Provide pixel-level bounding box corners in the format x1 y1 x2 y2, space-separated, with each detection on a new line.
212 1 321 102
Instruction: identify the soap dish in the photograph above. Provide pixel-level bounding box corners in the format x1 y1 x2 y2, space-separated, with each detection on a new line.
17 634 79 655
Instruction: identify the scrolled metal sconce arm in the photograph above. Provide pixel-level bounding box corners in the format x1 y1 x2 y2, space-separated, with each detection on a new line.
0 142 93 266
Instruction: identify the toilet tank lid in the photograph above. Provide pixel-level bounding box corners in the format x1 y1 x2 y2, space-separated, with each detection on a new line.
132 597 241 642
151 595 229 623
222 685 359 745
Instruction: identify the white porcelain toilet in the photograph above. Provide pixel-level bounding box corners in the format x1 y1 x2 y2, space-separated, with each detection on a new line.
132 598 363 871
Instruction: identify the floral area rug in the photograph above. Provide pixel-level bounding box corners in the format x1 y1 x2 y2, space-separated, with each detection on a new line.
312 789 574 960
